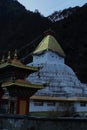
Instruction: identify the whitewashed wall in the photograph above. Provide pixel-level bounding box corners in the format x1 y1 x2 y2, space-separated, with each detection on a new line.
28 50 87 113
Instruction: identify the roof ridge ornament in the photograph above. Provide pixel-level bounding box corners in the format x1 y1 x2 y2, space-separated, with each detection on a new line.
7 51 11 63
1 55 5 63
14 49 18 60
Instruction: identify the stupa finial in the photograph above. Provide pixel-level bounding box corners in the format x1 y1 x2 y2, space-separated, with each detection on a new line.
44 29 55 36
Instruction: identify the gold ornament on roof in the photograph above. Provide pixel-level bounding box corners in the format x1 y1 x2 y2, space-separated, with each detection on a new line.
14 49 18 59
7 51 11 62
1 55 5 63
33 34 65 57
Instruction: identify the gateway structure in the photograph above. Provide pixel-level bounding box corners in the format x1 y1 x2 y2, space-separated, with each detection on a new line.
27 33 87 115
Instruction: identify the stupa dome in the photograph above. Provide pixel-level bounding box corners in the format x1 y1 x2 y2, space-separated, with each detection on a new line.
27 34 84 97
27 53 82 98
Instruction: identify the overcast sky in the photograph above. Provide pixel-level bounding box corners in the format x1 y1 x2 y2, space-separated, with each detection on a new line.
18 0 87 16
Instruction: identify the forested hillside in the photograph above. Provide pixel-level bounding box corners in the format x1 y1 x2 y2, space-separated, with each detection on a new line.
0 0 51 55
0 0 87 83
51 3 87 83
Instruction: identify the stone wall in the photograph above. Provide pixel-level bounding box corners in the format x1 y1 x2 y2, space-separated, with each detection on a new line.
0 114 87 130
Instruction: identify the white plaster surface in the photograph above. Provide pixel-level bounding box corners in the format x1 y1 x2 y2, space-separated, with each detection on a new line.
27 51 87 112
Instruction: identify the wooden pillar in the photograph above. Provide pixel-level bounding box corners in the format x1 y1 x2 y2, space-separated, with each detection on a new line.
16 97 29 114
8 100 11 113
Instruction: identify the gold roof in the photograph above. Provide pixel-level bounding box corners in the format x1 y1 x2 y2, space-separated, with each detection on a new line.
0 59 38 72
1 79 43 89
33 35 65 57
30 96 87 102
0 50 38 71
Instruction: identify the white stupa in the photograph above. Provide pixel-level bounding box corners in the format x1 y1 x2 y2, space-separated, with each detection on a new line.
27 33 86 98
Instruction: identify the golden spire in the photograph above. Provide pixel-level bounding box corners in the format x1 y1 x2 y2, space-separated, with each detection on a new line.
33 35 65 57
7 51 11 62
14 49 18 59
1 55 5 63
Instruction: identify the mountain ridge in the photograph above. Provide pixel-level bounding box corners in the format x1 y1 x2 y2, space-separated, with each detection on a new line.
0 0 87 83
48 6 80 22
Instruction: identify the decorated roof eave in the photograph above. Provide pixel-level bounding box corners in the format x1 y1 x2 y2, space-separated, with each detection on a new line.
0 62 38 72
30 96 87 102
33 49 65 57
1 81 44 89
